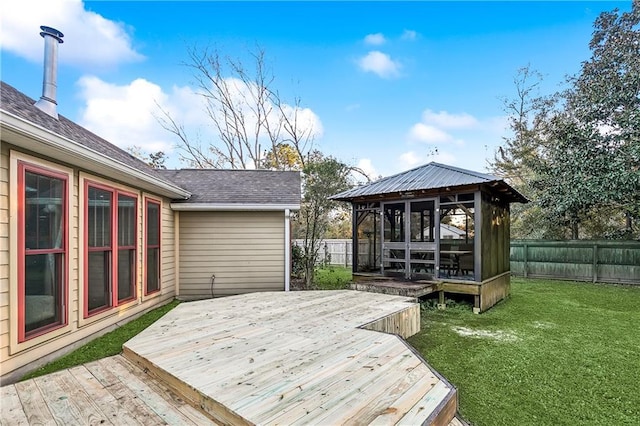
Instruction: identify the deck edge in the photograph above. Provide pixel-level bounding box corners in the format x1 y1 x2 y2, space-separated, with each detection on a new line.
122 346 250 426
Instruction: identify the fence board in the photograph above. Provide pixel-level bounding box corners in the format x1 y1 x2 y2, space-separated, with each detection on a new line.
293 239 353 267
510 240 639 285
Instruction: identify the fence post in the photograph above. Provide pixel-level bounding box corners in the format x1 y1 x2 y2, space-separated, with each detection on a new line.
345 241 349 267
523 243 528 278
323 242 327 267
592 244 598 283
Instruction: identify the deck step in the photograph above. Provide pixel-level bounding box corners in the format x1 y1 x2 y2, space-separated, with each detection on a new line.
351 280 439 298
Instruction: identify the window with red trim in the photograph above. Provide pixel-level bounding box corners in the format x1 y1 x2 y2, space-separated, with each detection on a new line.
18 163 68 342
85 183 137 317
145 199 161 295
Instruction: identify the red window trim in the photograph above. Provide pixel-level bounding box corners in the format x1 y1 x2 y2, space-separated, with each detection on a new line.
84 181 138 318
144 198 161 296
17 161 69 343
116 193 138 304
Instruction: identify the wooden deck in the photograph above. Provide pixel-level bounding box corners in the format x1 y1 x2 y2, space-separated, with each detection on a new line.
123 290 457 425
1 290 460 425
0 355 216 425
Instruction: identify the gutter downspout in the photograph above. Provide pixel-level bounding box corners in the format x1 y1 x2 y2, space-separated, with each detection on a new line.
284 209 291 292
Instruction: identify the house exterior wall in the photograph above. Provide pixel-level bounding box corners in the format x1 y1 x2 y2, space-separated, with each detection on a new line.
178 211 285 299
0 144 177 384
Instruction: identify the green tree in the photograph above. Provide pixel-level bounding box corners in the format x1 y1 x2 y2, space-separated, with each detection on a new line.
491 66 564 238
494 2 640 239
564 1 640 237
295 156 352 287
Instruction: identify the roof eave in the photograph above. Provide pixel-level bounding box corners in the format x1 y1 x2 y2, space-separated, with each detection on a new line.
170 202 300 211
1 110 191 200
331 180 529 204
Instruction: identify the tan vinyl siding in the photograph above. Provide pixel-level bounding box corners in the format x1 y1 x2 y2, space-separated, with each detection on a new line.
179 211 285 299
0 145 177 384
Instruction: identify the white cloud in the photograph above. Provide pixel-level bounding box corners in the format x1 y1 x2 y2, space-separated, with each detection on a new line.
77 75 324 162
399 151 422 168
421 109 479 129
279 103 324 139
399 150 456 170
401 30 418 41
357 51 401 79
364 33 386 46
78 76 179 153
208 77 324 140
356 158 379 180
0 0 143 68
408 123 452 144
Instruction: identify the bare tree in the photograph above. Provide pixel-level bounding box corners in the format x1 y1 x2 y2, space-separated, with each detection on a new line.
156 45 317 170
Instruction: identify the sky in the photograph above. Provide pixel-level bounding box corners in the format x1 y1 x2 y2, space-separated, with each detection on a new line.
1 1 632 180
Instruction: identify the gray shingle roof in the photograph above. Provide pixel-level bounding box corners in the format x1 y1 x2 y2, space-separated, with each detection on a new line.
331 162 527 203
0 81 181 191
158 169 301 205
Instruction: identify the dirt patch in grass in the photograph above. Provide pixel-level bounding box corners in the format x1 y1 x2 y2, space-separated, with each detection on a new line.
451 326 520 342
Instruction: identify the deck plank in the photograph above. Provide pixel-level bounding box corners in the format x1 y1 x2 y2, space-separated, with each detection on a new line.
107 355 216 425
36 369 111 425
68 365 144 426
263 343 422 425
84 359 171 426
397 381 453 425
12 379 56 425
0 385 29 426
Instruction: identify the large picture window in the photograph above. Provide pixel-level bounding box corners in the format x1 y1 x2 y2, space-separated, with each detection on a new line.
85 183 137 317
18 163 67 342
145 199 161 295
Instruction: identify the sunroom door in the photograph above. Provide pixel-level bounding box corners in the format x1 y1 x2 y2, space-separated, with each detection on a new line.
381 199 436 280
381 202 406 278
408 200 436 280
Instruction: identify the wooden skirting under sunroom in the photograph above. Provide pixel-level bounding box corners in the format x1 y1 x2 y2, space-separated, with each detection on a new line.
351 272 512 313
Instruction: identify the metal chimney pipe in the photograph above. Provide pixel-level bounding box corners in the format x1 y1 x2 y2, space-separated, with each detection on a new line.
34 26 64 119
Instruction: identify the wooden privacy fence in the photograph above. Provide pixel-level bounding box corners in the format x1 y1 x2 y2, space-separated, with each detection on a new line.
293 239 353 267
510 240 640 285
296 238 640 284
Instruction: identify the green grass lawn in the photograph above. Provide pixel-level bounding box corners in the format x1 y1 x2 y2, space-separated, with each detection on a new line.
408 277 640 426
314 266 352 290
22 300 180 381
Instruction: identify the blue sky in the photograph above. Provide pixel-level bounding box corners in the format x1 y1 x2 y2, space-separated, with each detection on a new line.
1 1 632 178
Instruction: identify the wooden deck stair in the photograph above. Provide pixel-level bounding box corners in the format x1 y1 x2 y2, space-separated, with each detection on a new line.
351 279 440 298
122 290 458 425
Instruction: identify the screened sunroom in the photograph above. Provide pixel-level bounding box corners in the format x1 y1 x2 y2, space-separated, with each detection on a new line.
331 162 527 311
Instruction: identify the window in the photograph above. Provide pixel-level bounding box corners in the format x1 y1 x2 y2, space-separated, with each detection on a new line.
18 163 67 342
117 195 137 302
145 199 161 295
85 183 137 317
